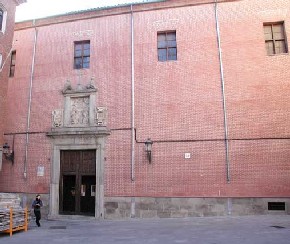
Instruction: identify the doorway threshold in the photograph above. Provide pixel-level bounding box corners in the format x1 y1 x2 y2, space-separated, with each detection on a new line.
48 214 97 221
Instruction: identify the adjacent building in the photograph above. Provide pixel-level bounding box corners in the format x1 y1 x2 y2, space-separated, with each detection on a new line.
0 0 26 170
0 0 290 219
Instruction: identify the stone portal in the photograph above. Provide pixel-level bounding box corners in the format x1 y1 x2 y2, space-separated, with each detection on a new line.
47 80 110 219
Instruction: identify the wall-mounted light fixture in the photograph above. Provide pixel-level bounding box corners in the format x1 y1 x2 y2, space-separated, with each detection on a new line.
3 142 14 164
145 138 153 163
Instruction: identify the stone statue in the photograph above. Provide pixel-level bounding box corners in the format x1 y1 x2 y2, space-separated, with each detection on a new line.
63 80 72 93
86 77 96 90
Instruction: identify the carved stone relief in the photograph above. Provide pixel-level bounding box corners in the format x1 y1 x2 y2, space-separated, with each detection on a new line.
70 97 89 126
51 79 108 128
52 109 63 128
96 107 107 126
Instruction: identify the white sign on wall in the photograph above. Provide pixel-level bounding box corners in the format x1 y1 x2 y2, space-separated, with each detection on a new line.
184 153 191 159
37 166 44 177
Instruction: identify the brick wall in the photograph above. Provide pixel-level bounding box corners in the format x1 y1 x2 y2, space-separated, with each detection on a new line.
0 0 290 200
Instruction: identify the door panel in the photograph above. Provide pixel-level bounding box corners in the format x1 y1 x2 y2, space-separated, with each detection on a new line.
80 175 96 215
60 150 96 215
80 150 96 174
62 175 76 213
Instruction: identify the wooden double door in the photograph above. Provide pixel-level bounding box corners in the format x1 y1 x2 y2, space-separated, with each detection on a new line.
59 150 96 216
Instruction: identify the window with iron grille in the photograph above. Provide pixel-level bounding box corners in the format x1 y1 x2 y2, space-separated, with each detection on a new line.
9 51 16 77
157 31 177 61
264 22 288 55
74 41 90 69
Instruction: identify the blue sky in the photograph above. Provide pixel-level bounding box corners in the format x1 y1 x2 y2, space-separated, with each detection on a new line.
16 0 148 22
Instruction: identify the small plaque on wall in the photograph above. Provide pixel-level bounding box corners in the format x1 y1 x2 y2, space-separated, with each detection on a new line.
37 166 44 176
184 153 191 159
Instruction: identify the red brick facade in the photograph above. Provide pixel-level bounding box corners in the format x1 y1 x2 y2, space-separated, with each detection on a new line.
0 0 290 217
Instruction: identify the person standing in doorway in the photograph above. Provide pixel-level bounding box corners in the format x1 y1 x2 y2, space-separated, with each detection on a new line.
32 194 43 227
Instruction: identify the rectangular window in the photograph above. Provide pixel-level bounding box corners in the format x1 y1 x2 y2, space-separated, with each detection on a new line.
0 9 3 31
9 51 16 77
157 31 177 61
74 40 90 69
264 22 288 55
0 8 7 33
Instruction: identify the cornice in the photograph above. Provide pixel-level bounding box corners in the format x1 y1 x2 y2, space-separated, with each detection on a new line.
15 0 242 30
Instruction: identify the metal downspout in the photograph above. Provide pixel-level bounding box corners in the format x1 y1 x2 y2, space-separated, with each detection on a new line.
130 5 136 218
214 1 230 183
24 21 38 179
130 5 135 182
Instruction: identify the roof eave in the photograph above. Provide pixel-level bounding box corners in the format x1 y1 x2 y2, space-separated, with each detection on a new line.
14 0 27 6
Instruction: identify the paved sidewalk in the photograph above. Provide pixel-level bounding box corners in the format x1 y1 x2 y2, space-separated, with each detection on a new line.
1 215 290 244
